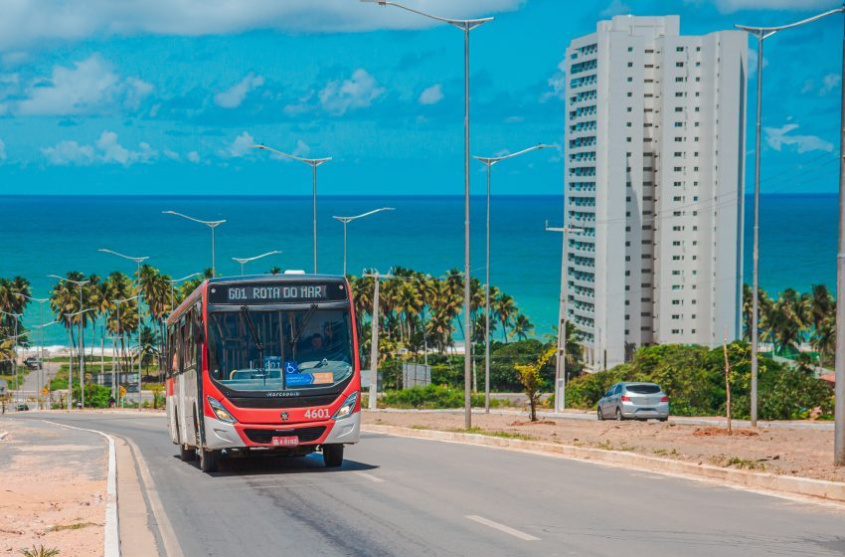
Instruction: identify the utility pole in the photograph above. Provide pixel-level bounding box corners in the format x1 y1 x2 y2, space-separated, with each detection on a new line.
545 222 583 413
363 271 392 410
835 2 845 467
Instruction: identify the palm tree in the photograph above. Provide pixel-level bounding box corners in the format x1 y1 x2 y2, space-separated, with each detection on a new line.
512 313 534 341
493 293 517 342
766 289 806 356
808 284 835 364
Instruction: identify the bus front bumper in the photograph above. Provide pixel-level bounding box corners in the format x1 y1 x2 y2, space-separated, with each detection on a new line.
203 411 361 450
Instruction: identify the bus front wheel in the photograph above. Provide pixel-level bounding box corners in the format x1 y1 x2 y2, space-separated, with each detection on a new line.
199 447 219 473
322 444 344 468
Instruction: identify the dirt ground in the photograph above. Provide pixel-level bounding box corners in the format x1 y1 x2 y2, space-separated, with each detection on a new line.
0 421 105 556
364 410 845 483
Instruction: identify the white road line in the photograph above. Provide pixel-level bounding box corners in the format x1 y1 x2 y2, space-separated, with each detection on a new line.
125 436 186 557
40 420 121 557
355 472 384 483
465 515 540 541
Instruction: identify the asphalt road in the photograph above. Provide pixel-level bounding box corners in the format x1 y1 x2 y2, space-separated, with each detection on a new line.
10 412 845 556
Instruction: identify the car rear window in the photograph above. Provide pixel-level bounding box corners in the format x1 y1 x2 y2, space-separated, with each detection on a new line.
626 384 661 394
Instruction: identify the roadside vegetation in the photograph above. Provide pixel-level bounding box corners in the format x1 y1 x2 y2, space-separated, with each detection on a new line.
566 343 833 420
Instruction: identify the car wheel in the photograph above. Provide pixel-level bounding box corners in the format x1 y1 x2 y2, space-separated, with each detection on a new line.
323 444 344 468
615 407 623 421
597 407 603 421
659 417 668 422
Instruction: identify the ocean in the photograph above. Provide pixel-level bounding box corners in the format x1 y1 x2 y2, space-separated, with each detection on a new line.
2 194 838 346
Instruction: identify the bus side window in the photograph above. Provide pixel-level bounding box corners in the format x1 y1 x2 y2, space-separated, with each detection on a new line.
178 318 187 374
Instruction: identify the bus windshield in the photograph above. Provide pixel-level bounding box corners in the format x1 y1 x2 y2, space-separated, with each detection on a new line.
207 307 353 393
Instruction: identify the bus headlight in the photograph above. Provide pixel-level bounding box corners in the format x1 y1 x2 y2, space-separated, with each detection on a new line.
332 391 359 421
207 396 237 424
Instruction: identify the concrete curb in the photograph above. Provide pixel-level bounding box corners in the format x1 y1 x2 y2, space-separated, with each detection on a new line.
363 424 845 505
41 420 120 557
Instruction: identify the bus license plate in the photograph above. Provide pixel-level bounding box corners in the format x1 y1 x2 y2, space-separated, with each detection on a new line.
272 436 299 447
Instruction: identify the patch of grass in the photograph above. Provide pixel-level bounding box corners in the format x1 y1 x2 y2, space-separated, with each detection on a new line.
19 545 60 557
595 440 615 451
409 425 430 430
652 448 680 458
453 427 534 441
49 522 96 532
724 456 766 471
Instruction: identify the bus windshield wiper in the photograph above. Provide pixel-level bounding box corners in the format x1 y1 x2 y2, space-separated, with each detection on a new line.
290 303 318 348
240 306 265 378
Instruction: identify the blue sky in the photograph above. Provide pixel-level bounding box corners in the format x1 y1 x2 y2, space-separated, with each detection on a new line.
0 0 841 195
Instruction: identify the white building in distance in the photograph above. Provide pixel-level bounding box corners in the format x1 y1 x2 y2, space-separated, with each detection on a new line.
564 15 747 370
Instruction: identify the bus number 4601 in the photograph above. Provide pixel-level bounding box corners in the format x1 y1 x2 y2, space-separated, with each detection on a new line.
304 408 330 419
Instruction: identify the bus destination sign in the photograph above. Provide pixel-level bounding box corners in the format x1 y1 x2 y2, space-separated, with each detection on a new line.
210 282 347 304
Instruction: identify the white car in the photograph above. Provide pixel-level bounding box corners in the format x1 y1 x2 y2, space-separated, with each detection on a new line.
597 382 669 421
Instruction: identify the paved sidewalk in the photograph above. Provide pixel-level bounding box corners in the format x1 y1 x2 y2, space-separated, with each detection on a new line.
0 417 107 556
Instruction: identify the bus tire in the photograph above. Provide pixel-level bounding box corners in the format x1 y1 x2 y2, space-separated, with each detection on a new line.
180 444 195 461
199 447 219 473
322 444 344 468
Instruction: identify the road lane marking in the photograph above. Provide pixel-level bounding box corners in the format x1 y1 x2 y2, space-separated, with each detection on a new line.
465 515 540 541
40 420 120 557
355 472 384 483
124 436 186 557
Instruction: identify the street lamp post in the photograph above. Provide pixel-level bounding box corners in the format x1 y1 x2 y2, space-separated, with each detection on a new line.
232 250 283 276
24 295 51 409
49 275 90 409
62 308 95 408
162 211 226 277
545 222 583 413
0 315 22 404
736 5 845 457
332 208 395 276
474 144 554 413
99 249 149 409
111 295 139 407
253 144 332 275
361 0 493 429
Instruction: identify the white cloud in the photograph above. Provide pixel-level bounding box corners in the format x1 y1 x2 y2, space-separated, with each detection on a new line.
42 140 97 165
541 59 566 102
164 149 180 160
319 69 384 116
16 55 152 116
710 0 835 13
214 73 265 109
820 73 841 96
765 123 834 154
292 139 310 158
419 84 444 105
0 139 6 161
599 0 630 17
227 131 255 158
187 151 200 163
0 1 526 48
42 131 157 166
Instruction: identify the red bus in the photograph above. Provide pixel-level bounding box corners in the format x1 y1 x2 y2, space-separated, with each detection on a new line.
165 275 362 472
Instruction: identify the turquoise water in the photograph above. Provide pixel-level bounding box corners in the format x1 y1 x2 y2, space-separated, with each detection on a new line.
2 194 837 345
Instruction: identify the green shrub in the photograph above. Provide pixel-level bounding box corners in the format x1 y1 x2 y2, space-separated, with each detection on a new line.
564 342 833 420
380 385 486 409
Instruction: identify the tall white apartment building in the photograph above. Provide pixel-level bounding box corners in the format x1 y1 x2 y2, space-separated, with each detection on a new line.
564 15 747 370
